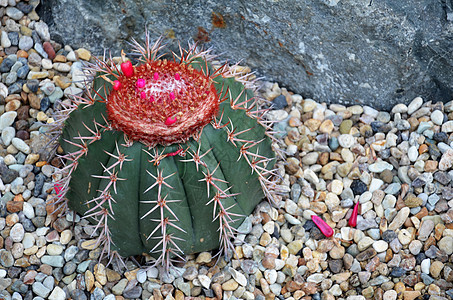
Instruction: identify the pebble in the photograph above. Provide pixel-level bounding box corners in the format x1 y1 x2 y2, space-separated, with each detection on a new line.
407 97 423 114
338 134 355 148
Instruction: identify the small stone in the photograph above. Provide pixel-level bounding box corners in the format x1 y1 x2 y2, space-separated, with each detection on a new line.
40 255 64 267
32 282 51 298
75 48 92 61
350 180 367 195
319 119 334 134
418 219 434 241
388 207 410 231
48 286 66 300
372 240 388 253
369 161 393 173
11 138 30 154
431 110 444 125
10 223 24 242
437 236 453 255
430 261 444 278
439 149 453 171
338 134 355 148
6 7 24 20
18 36 33 51
407 97 423 114
408 240 423 255
0 111 17 130
0 250 14 267
441 120 453 132
222 279 239 291
196 251 212 264
383 290 397 300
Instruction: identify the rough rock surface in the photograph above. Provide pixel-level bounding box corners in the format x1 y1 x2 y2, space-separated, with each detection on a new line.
38 0 453 110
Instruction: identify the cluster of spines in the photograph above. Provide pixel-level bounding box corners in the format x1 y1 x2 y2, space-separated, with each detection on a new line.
49 36 282 270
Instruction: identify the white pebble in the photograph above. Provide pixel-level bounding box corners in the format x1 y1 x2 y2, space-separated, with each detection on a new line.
338 134 355 148
0 111 17 130
363 106 379 118
22 202 35 219
408 146 418 162
421 258 431 274
1 126 15 146
430 110 444 125
407 97 423 114
3 154 16 165
442 121 453 133
372 240 388 252
11 138 30 154
369 178 383 192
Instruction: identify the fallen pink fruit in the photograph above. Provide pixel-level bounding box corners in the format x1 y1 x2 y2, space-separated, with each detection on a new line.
54 183 63 196
348 201 360 227
311 214 334 237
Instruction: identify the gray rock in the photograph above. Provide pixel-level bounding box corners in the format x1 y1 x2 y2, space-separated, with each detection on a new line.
34 21 51 42
40 255 65 267
39 0 453 110
32 282 51 298
6 7 24 20
18 36 34 51
0 278 12 291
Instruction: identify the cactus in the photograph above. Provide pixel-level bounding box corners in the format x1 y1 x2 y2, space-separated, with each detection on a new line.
51 36 279 269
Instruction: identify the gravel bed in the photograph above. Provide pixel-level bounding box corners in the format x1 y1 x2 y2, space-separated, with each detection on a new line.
0 1 452 300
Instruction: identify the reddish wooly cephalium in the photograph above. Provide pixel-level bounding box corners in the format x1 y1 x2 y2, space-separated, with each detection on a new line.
49 36 281 270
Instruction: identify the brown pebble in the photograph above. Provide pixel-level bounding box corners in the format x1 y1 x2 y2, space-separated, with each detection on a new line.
418 144 428 154
423 236 436 251
301 282 318 295
23 270 37 284
285 281 302 292
305 119 321 131
17 50 28 58
380 169 393 183
16 105 30 120
15 120 28 131
403 218 414 228
6 201 23 213
43 42 56 60
424 160 438 172
415 207 428 219
356 248 377 261
36 161 48 167
384 249 393 263
211 283 222 299
434 223 445 240
329 152 343 162
403 290 421 300
407 117 419 132
288 116 302 127
365 256 380 272
28 93 40 109
5 213 19 226
13 194 23 202
53 55 67 63
394 281 406 294
16 130 29 140
262 255 276 269
54 76 72 89
39 264 53 275
318 152 329 165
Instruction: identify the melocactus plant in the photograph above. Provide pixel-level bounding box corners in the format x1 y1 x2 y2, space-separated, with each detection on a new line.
51 36 279 269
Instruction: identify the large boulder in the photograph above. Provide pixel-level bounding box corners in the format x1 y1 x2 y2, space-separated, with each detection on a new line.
37 0 453 110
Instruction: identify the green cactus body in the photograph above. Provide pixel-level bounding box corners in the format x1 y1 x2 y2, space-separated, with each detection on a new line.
52 38 278 268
